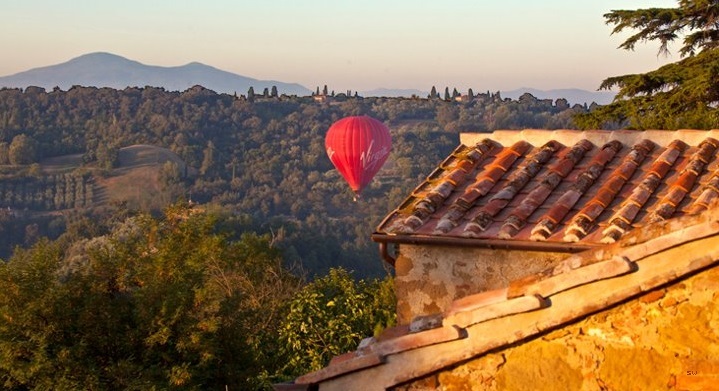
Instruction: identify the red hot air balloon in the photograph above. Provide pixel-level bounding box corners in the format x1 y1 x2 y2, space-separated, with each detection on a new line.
325 116 392 199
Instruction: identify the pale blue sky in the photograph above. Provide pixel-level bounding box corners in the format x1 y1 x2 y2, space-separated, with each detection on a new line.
3 0 678 92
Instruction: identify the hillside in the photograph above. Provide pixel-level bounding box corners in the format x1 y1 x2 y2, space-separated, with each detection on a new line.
0 85 590 277
95 145 188 210
17 145 187 213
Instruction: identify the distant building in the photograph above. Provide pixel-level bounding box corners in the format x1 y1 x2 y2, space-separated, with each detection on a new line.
313 94 331 103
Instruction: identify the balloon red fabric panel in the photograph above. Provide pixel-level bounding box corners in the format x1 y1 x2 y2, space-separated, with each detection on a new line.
325 116 392 194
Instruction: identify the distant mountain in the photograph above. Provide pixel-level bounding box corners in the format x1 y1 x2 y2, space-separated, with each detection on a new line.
0 52 311 96
500 87 615 106
0 53 617 103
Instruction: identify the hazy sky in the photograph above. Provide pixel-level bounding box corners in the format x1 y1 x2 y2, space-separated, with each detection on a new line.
3 0 679 92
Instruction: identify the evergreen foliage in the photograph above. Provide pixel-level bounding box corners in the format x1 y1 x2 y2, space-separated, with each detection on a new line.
576 0 719 129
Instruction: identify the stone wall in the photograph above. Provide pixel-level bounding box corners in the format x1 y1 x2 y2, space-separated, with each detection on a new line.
394 244 568 325
393 264 719 390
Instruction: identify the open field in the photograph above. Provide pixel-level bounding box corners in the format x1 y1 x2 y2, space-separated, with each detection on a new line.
95 145 187 210
39 153 85 173
0 145 186 213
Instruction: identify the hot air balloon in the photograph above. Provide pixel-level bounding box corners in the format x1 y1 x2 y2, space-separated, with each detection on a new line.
325 116 392 199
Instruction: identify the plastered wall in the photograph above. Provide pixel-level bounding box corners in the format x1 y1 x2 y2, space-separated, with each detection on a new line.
393 263 719 391
394 244 568 325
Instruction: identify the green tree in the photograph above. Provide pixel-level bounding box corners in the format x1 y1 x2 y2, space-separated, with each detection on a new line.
95 143 118 170
436 103 459 129
576 1 719 129
8 134 37 165
0 205 301 390
452 87 460 99
200 141 215 176
277 268 396 379
28 163 41 178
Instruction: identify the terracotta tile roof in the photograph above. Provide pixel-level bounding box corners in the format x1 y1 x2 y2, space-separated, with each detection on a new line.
373 129 719 248
282 204 719 390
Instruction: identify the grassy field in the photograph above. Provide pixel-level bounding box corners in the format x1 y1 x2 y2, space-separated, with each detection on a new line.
28 144 188 212
39 153 85 174
96 145 187 210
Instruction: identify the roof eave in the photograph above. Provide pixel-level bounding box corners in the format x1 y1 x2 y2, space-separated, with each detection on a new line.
371 232 597 254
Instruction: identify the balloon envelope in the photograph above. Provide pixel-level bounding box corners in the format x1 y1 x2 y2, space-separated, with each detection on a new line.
325 116 392 195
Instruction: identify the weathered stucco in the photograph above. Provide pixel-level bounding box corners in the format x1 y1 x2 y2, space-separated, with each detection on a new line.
394 244 568 325
394 264 719 391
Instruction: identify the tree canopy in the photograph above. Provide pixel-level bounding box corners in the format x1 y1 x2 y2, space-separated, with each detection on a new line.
576 0 719 129
0 85 584 277
0 204 396 389
0 205 295 389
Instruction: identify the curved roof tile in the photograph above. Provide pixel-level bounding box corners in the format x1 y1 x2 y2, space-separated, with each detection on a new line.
374 130 719 248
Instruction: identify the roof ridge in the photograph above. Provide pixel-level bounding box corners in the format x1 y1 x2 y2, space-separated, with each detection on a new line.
461 129 719 150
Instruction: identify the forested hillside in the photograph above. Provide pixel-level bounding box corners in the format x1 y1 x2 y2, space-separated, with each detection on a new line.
0 85 588 277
